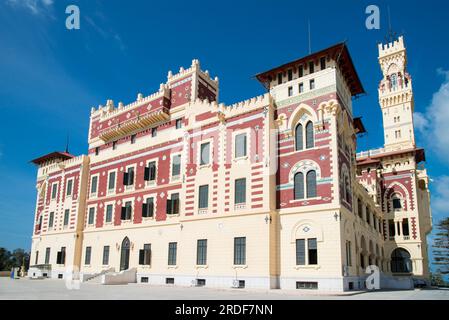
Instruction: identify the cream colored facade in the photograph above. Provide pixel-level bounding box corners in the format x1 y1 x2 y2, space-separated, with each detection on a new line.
29 36 431 292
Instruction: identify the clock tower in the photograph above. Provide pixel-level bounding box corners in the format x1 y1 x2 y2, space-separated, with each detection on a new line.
378 36 416 151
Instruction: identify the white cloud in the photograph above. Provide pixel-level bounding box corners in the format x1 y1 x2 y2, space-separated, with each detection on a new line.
415 69 449 165
431 175 449 218
5 0 54 15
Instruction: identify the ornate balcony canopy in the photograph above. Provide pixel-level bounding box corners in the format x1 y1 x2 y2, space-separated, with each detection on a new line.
98 107 170 142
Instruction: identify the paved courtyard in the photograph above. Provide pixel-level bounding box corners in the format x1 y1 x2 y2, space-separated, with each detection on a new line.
1 278 448 300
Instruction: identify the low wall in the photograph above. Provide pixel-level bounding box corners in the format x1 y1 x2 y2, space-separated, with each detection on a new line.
102 268 137 285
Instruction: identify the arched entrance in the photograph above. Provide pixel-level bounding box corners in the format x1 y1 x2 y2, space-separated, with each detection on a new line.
391 248 412 273
120 237 130 271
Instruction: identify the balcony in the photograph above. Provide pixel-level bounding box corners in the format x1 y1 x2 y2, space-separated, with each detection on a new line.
99 107 170 142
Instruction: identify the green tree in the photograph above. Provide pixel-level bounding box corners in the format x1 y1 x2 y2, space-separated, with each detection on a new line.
430 271 447 287
433 217 449 275
0 248 30 271
0 248 11 271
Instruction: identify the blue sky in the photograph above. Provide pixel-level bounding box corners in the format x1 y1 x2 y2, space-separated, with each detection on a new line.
0 0 448 272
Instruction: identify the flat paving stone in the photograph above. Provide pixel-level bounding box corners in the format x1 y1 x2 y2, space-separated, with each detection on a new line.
1 277 449 300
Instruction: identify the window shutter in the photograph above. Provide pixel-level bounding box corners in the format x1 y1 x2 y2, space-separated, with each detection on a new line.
306 170 317 198
296 239 306 265
173 199 179 214
149 163 156 181
306 121 314 149
294 172 305 200
295 124 303 151
144 167 150 181
142 203 148 218
129 169 134 185
166 199 172 214
148 199 154 217
123 172 128 186
138 249 145 265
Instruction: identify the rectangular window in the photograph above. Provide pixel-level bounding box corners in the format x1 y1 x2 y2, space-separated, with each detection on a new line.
389 219 396 237
105 204 113 223
108 171 116 191
320 57 326 70
198 185 209 209
234 237 246 265
308 239 318 265
130 134 136 144
84 247 91 265
357 199 363 218
56 247 66 265
45 248 50 265
277 72 282 85
288 86 293 97
234 178 246 204
48 212 54 228
288 69 293 81
346 241 352 266
139 244 151 265
142 197 154 218
121 201 132 220
102 246 110 265
112 141 117 150
51 183 57 199
95 147 99 156
235 133 247 158
200 142 210 165
299 82 304 93
296 281 318 290
166 193 180 215
123 167 135 186
309 79 315 90
63 209 70 226
90 176 98 194
309 61 314 74
296 239 306 265
144 161 157 181
402 218 410 237
166 277 175 284
88 207 95 225
298 65 303 77
35 251 39 265
168 242 177 266
176 118 182 129
366 207 370 224
151 127 157 137
196 239 207 265
172 155 181 176
66 179 73 196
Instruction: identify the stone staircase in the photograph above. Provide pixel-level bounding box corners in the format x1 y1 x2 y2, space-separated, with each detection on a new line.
82 268 115 283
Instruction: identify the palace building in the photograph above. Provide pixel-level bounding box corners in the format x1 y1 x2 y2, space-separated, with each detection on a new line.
28 35 432 291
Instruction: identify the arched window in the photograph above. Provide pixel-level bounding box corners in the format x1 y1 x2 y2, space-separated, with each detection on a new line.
391 194 402 211
295 123 303 151
391 73 398 90
306 170 317 198
294 172 304 200
306 121 314 149
391 248 412 273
